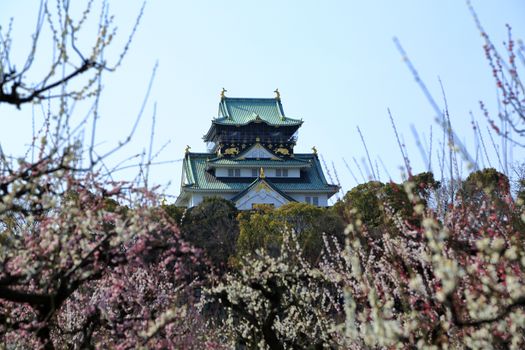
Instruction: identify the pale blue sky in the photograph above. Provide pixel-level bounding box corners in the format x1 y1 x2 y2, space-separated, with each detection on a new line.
1 1 524 201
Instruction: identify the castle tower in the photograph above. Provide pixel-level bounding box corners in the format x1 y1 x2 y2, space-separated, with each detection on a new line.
175 91 339 209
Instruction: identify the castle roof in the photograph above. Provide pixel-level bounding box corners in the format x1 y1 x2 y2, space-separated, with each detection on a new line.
180 152 339 194
213 97 303 127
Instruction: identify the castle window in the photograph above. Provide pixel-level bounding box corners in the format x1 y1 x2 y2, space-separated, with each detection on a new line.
305 196 319 205
228 168 241 177
276 169 288 177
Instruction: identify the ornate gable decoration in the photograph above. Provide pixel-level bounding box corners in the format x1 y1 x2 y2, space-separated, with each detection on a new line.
238 143 280 160
234 180 291 210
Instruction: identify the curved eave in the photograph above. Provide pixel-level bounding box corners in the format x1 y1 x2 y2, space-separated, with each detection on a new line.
326 185 341 199
202 119 302 142
206 162 312 170
181 187 339 194
182 157 196 185
212 118 303 126
174 191 191 206
203 124 217 142
212 118 303 127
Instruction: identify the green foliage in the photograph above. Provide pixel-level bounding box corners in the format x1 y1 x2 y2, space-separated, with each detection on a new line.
237 202 344 264
408 171 440 202
462 167 510 201
381 182 413 221
237 204 284 259
333 181 384 227
333 172 440 239
162 203 186 225
277 202 344 262
179 197 239 270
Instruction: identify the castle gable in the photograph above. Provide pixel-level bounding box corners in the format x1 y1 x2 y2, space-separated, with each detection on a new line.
238 143 280 160
232 178 295 210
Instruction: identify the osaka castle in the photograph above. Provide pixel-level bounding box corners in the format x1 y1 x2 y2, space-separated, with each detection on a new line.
175 89 339 210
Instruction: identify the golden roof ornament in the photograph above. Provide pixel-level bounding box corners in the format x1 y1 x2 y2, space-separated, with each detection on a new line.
220 88 227 100
312 146 318 155
185 145 191 154
274 88 281 100
259 167 265 178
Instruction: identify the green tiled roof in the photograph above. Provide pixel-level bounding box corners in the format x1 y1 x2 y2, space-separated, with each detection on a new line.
181 152 339 194
207 157 311 168
214 97 303 126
